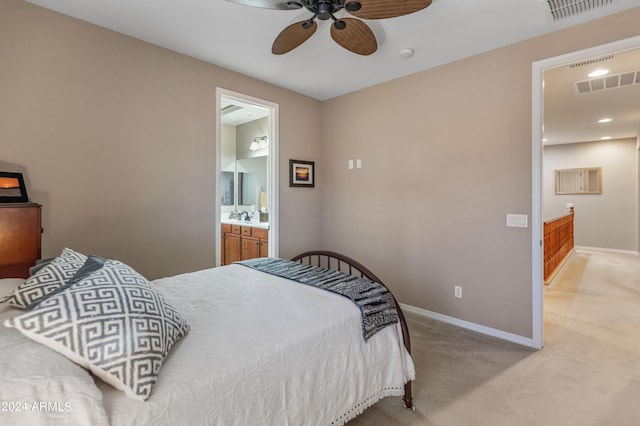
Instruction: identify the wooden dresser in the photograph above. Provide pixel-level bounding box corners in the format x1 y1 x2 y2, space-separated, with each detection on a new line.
0 203 42 278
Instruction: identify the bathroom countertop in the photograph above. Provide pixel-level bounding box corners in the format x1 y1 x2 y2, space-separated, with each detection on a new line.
221 218 269 229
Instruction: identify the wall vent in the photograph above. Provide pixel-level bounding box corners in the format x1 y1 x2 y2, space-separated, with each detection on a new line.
546 0 615 21
569 55 614 68
221 104 242 115
574 69 640 94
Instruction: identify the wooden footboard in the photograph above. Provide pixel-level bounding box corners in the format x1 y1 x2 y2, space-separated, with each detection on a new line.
290 250 413 409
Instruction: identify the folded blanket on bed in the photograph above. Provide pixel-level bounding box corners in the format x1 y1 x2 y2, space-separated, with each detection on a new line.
237 257 398 341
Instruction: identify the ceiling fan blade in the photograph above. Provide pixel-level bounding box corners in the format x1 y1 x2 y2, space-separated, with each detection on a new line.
330 18 377 56
348 0 432 19
225 0 302 10
272 20 317 55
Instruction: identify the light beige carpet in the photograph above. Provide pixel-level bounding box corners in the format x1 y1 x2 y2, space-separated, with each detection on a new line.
348 248 640 425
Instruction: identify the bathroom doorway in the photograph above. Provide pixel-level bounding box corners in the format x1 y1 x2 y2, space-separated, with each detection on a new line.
215 89 279 266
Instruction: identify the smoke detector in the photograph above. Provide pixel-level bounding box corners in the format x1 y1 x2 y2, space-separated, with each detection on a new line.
400 49 413 59
400 48 414 59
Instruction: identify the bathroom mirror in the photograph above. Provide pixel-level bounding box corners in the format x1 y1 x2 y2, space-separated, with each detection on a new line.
238 172 256 205
236 157 267 207
221 171 234 206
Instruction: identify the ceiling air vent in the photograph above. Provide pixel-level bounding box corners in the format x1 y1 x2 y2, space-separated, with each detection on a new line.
545 0 615 21
221 104 242 115
574 69 640 94
569 55 614 68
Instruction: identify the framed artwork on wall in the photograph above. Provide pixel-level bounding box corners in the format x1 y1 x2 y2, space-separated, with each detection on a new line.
0 171 29 203
289 160 315 188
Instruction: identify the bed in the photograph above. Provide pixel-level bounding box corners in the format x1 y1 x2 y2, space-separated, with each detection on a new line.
0 249 415 426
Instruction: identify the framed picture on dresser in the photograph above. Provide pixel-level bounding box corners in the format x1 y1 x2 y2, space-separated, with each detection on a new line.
0 172 29 203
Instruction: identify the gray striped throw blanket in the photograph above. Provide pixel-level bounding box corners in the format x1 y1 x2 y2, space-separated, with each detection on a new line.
237 257 398 341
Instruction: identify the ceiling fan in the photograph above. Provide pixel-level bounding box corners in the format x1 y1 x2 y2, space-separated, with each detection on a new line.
225 0 432 56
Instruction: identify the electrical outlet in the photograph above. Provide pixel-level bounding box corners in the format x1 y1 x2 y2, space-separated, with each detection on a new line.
454 286 462 299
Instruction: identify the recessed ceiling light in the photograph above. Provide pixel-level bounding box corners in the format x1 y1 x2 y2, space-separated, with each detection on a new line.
542 138 548 142
600 136 612 140
588 69 609 77
597 118 612 123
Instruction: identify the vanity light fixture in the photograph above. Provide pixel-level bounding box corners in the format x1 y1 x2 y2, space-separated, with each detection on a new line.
588 69 609 77
597 118 612 123
250 136 269 151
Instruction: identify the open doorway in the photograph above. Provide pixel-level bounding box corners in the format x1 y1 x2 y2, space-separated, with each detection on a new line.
531 35 640 349
215 89 279 266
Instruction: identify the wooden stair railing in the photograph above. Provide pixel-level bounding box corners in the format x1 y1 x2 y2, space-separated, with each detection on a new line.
543 208 574 283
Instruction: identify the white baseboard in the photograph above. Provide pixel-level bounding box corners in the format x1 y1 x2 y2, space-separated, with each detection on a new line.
575 246 639 256
400 303 537 349
544 248 575 286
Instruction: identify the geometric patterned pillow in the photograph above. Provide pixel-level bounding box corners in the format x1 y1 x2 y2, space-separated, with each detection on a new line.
4 259 190 401
0 247 87 309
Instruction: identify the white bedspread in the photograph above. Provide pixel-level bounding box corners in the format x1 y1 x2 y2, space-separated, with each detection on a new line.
1 264 415 426
0 279 108 426
103 264 415 425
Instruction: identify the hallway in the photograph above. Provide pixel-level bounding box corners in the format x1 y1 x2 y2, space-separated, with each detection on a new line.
544 248 640 353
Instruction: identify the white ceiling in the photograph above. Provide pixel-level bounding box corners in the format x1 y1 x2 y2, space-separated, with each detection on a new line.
25 0 640 101
544 47 640 145
25 0 640 143
221 97 270 126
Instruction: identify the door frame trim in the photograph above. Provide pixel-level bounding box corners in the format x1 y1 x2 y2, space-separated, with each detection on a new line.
215 88 279 266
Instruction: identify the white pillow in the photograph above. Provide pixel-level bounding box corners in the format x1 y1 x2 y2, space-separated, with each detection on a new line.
0 248 87 309
0 302 109 426
5 258 191 401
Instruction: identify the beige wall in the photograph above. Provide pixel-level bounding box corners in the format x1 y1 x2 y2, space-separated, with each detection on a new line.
320 8 640 338
3 0 640 340
0 0 323 279
544 138 638 251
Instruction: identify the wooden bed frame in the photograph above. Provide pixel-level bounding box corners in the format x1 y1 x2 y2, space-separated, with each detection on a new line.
290 250 413 410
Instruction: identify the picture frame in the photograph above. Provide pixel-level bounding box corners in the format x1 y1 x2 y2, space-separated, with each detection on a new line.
289 160 315 188
0 171 29 203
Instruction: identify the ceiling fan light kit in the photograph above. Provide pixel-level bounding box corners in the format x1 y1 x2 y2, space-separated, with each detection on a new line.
227 0 432 56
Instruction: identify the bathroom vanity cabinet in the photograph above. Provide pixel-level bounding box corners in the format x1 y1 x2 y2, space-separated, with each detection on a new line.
221 223 268 266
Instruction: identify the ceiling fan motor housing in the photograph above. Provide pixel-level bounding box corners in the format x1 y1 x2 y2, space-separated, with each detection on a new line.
303 0 347 20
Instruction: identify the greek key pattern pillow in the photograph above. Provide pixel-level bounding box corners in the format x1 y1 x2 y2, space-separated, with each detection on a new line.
4 259 190 401
0 248 87 308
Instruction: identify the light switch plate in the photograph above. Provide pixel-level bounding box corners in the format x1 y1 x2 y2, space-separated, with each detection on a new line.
506 214 528 228
348 160 354 169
